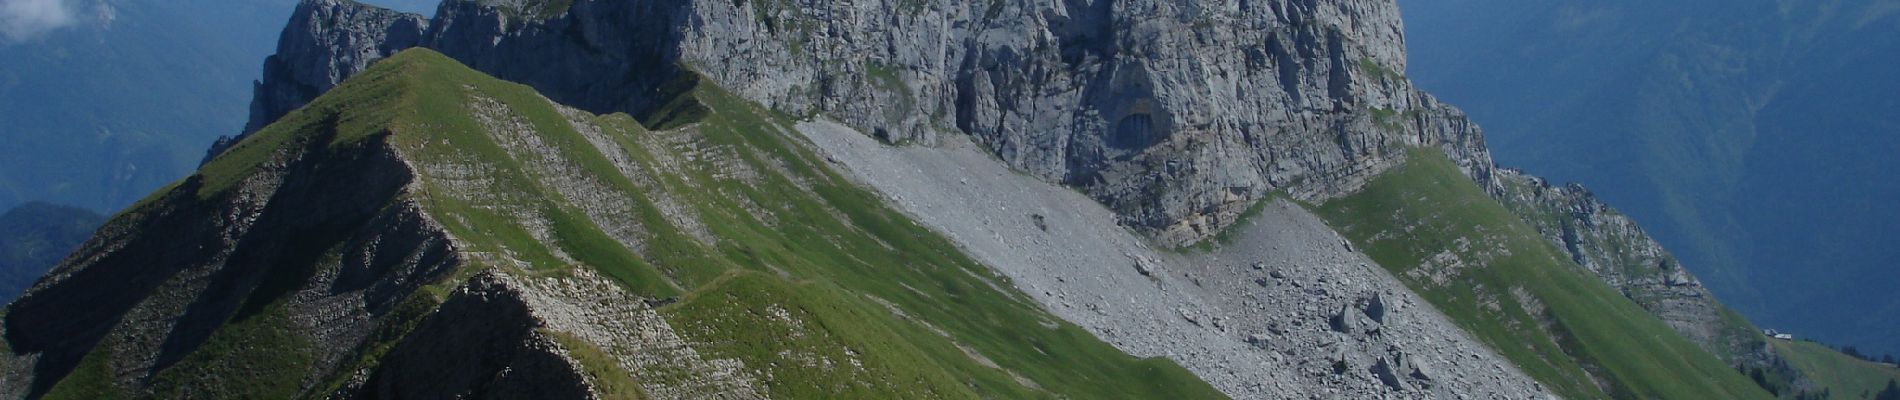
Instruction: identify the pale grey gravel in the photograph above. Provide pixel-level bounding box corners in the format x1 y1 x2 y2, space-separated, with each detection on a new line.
798 119 1552 399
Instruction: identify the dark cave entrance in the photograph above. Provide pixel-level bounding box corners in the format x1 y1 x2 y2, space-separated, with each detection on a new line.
1111 113 1159 150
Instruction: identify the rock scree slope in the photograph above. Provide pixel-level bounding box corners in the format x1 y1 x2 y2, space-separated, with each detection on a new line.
797 118 1547 398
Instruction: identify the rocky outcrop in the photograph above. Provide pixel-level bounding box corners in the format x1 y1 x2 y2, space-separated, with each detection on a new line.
250 0 428 135
222 0 1497 246
346 271 597 399
344 268 769 398
204 0 429 163
1491 169 1773 369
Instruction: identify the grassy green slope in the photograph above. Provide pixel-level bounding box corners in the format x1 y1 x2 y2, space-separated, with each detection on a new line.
1493 173 1775 367
1771 340 1900 399
86 49 1223 399
631 73 1221 398
1315 149 1770 399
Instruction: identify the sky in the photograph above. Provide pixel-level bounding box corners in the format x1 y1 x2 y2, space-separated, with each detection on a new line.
0 0 77 42
2 0 433 45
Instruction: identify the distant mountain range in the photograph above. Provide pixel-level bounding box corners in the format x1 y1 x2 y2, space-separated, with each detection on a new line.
1401 0 1900 355
0 203 101 303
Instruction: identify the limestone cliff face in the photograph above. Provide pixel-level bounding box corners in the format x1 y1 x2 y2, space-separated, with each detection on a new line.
246 0 429 136
225 0 1496 245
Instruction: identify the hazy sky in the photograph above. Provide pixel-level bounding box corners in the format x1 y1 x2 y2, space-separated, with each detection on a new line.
0 0 76 42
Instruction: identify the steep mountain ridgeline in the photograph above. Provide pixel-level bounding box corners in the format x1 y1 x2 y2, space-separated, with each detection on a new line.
1 49 1228 399
219 0 1497 247
2 50 452 399
1315 150 1771 399
0 0 1802 398
1400 0 1900 357
174 0 1794 397
1489 157 1896 398
1486 169 1900 398
1492 171 1774 367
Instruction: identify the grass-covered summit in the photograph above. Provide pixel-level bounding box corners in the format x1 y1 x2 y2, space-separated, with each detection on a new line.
0 49 1222 399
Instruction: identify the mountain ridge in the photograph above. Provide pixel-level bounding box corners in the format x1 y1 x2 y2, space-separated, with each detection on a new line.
217 0 1500 248
0 0 1853 398
195 0 1788 395
2 48 1230 399
1399 0 1900 357
234 0 1780 367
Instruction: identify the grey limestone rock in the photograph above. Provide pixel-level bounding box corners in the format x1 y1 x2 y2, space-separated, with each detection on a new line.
1371 356 1408 391
797 119 1548 398
205 0 429 163
1133 254 1161 277
350 271 594 399
1364 292 1387 323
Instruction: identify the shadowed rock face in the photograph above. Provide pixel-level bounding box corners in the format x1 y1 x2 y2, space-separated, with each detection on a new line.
224 0 1498 246
354 271 593 400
